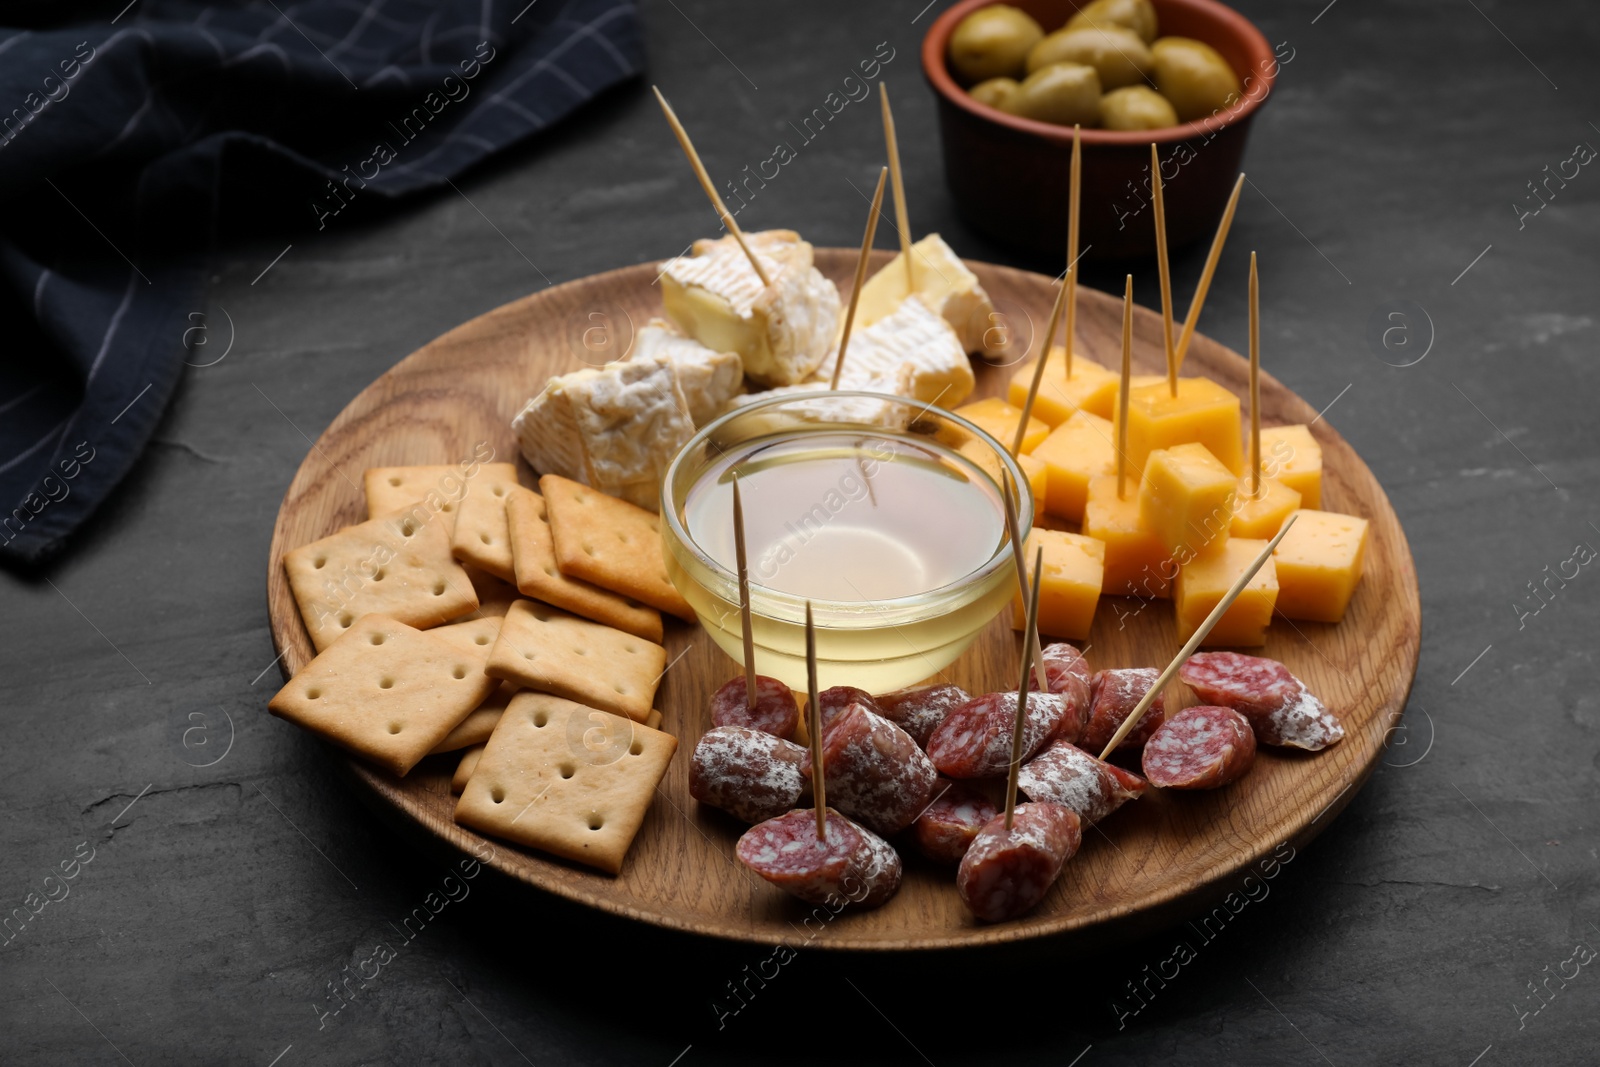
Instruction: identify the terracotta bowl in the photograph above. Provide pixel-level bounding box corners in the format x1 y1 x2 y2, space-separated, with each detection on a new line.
922 0 1278 261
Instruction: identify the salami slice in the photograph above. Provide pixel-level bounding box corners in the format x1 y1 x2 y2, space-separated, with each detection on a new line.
1179 652 1344 751
817 686 880 736
927 691 1071 779
912 780 1000 864
1018 741 1147 825
689 726 810 824
816 704 938 835
736 808 871 906
874 684 971 749
957 801 1082 922
1141 705 1256 789
1081 668 1166 754
709 675 800 740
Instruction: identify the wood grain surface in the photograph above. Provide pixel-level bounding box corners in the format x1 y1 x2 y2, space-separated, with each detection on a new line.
264 250 1420 951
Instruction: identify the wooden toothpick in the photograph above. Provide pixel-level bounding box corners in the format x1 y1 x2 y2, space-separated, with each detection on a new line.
1096 516 1299 760
805 600 826 840
731 471 758 710
653 86 771 287
1117 274 1133 500
1150 143 1176 398
1001 474 1050 693
1249 250 1261 497
1005 544 1045 829
1175 172 1245 371
1012 275 1068 456
880 83 914 293
831 166 888 390
1064 124 1081 380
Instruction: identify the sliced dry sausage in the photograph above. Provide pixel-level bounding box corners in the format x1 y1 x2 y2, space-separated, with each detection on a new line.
1018 740 1147 825
957 801 1082 922
1141 705 1256 789
1179 651 1344 750
1081 667 1166 754
927 691 1073 779
817 703 938 835
735 808 900 908
690 726 810 824
912 780 1000 864
709 675 800 740
874 683 971 748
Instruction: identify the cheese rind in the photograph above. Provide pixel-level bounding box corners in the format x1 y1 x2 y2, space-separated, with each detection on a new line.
1174 537 1279 647
1259 424 1323 508
1121 377 1243 476
856 233 995 354
1011 529 1105 640
1139 443 1236 560
815 295 974 406
1007 349 1120 425
511 355 694 512
660 230 840 387
1030 410 1117 522
631 318 743 426
1272 508 1368 622
1084 474 1171 598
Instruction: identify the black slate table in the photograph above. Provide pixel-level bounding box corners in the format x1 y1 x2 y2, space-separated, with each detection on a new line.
4 1 1598 1064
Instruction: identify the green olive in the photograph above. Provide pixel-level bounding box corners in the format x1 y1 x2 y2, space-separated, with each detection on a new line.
1150 36 1242 122
1009 62 1102 126
1099 85 1178 130
968 76 1022 111
948 5 1045 84
1026 26 1153 90
1064 0 1158 44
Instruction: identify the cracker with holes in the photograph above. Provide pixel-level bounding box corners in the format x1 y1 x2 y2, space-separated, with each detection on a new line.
283 510 478 651
504 486 664 643
448 462 521 582
431 680 518 754
365 465 471 520
454 692 678 874
538 474 696 622
486 600 665 722
268 614 497 775
427 614 505 666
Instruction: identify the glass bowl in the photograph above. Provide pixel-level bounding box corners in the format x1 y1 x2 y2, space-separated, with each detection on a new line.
660 391 1032 692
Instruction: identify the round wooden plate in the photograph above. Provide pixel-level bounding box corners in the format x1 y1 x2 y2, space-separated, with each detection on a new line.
265 250 1419 951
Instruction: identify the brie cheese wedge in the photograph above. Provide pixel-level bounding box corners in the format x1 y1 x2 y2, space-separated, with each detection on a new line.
814 293 974 407
631 318 743 426
855 233 995 355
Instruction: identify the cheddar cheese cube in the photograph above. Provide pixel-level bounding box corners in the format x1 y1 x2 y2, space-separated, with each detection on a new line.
1259 424 1323 508
952 397 1049 454
1007 348 1120 425
1030 410 1116 522
1174 538 1279 647
1229 476 1301 539
1139 443 1236 560
1272 508 1369 622
1084 475 1171 598
1012 530 1105 640
1121 377 1243 476
1017 452 1048 526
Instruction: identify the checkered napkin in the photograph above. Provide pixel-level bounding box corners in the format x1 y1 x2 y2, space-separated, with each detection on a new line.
0 0 643 565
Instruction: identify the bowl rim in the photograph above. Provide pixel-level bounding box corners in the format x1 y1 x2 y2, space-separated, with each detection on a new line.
921 0 1279 146
659 389 1033 617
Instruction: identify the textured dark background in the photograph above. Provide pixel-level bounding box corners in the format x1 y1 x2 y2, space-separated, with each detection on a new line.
3 1 1598 1064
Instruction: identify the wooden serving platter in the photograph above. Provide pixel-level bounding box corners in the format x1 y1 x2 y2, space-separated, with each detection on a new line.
265 250 1419 951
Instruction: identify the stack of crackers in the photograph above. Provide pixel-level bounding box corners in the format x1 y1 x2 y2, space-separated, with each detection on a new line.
269 459 696 875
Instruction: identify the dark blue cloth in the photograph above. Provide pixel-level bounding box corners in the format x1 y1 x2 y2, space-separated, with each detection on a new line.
0 0 643 566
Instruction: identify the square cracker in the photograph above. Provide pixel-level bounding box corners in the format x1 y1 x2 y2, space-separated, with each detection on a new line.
454 692 678 874
539 474 695 622
451 744 486 794
427 614 505 668
365 465 471 520
284 509 478 651
269 614 497 776
448 462 521 582
505 486 663 643
485 600 665 723
431 680 517 754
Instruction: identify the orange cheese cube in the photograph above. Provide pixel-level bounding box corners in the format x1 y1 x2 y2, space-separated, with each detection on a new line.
1121 377 1243 477
1017 452 1048 526
1138 443 1236 560
1272 508 1369 622
952 397 1049 455
1012 529 1104 640
1174 538 1279 647
1259 424 1323 508
1084 475 1171 598
1229 476 1301 539
1030 411 1116 522
1007 348 1120 425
